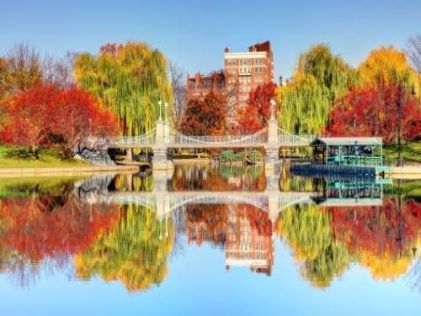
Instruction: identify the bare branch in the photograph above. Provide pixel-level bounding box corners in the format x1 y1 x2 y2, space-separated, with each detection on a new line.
169 62 186 125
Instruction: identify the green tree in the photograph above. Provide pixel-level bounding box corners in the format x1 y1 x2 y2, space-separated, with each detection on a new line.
278 44 356 135
74 42 173 136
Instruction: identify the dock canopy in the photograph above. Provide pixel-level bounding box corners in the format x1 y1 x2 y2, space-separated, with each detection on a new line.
310 136 384 167
310 137 383 147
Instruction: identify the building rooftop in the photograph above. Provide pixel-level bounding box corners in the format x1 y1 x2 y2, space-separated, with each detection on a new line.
224 41 272 58
311 137 383 146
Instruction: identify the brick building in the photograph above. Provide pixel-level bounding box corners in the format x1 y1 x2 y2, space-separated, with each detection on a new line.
185 71 225 101
224 205 274 276
185 204 275 275
184 41 274 127
224 41 274 120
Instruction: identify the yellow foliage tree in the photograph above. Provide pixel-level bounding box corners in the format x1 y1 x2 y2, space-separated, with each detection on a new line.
358 46 417 90
359 251 412 281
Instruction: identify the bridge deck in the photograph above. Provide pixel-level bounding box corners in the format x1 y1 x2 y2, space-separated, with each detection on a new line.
110 142 310 149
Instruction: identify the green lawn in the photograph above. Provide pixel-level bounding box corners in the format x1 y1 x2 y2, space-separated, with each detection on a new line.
383 142 421 165
0 145 91 168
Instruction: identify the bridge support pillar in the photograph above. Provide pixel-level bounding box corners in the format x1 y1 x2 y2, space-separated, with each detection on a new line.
125 173 133 191
156 194 170 222
125 148 133 161
268 192 279 221
265 146 280 174
155 119 170 145
268 117 278 144
152 147 173 171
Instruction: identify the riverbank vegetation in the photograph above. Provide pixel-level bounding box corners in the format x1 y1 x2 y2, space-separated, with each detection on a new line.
0 145 89 168
1 37 420 168
383 141 421 164
219 149 263 164
278 43 421 150
74 42 173 136
0 42 172 167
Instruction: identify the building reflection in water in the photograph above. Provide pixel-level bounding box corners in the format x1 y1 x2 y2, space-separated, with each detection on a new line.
185 203 274 275
0 168 420 292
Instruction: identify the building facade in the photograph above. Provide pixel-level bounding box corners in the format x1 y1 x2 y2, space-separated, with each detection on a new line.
224 41 274 110
184 41 274 127
185 71 225 101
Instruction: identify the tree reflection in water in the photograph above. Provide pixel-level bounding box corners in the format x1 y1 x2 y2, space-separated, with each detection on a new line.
0 173 420 292
75 204 174 292
170 164 266 191
0 179 119 287
276 197 421 287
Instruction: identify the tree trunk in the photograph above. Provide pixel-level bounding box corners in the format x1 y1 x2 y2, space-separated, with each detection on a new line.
397 84 404 167
30 145 39 159
62 145 73 160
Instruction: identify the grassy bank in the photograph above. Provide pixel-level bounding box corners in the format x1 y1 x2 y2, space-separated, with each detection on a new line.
384 142 421 165
0 145 90 168
383 179 421 198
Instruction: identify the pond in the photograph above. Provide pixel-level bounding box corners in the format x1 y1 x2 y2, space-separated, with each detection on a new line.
0 162 420 316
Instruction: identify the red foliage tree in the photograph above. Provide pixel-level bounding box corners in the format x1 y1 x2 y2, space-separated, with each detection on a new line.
0 195 120 261
327 84 421 143
0 83 118 158
237 82 277 135
0 83 57 157
52 86 118 158
178 91 227 136
329 198 421 258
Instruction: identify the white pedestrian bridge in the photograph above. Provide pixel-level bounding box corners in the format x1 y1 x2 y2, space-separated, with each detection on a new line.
81 189 319 221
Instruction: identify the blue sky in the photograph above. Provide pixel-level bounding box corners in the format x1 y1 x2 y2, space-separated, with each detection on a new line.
0 0 420 79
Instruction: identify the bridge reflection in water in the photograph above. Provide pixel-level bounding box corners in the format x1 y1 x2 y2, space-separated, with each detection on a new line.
0 166 419 293
75 166 389 277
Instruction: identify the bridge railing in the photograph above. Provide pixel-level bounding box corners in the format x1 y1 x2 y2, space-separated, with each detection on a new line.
278 134 315 144
112 129 156 145
108 127 315 146
278 127 315 145
169 129 268 144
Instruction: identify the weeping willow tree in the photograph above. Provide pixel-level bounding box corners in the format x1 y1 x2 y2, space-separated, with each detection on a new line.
74 42 173 136
75 203 174 292
278 44 356 135
277 204 349 288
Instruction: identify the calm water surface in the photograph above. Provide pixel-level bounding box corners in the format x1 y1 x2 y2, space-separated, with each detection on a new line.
0 163 420 316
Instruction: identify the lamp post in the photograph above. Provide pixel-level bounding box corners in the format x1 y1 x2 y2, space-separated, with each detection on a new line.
158 100 169 122
269 99 276 121
397 84 403 167
164 101 168 122
158 100 163 121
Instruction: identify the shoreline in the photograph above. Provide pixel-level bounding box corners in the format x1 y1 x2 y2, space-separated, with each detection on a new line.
390 166 421 179
0 165 139 178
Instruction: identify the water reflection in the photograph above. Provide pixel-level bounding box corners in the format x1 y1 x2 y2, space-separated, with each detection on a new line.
75 203 174 292
0 166 420 294
170 164 266 191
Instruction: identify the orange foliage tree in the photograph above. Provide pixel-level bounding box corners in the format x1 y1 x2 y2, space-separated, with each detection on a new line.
178 91 227 136
237 82 277 135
